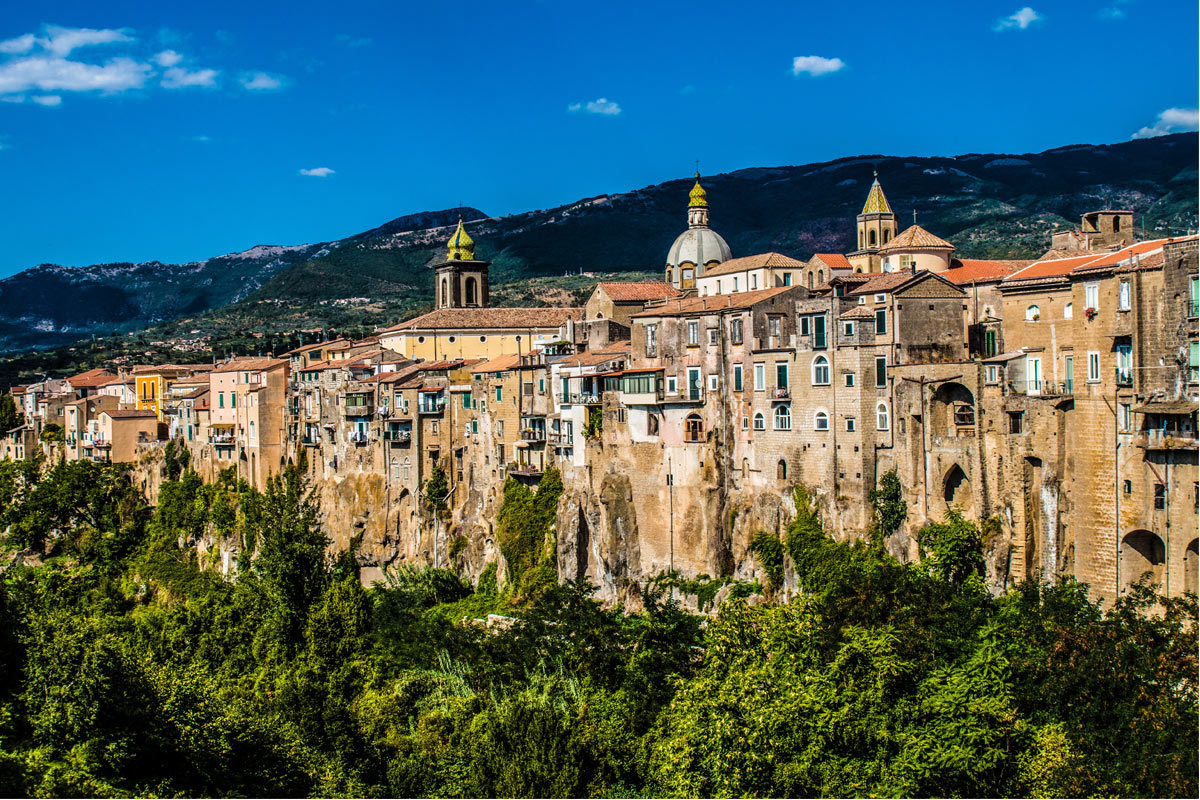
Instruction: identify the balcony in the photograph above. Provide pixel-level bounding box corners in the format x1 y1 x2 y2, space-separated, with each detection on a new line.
521 429 546 443
1134 429 1198 450
773 387 790 399
1011 380 1072 397
344 403 375 417
383 429 412 443
548 432 571 446
209 432 234 445
300 435 320 447
510 462 544 476
348 430 371 446
418 395 446 414
569 393 602 405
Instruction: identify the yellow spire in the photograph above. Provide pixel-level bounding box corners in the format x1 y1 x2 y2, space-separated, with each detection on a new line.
447 217 475 261
861 175 893 215
688 171 708 208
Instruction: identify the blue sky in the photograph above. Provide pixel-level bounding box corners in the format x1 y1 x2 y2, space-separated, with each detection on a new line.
0 0 1196 277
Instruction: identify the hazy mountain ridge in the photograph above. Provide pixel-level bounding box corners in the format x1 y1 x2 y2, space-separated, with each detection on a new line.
0 133 1194 352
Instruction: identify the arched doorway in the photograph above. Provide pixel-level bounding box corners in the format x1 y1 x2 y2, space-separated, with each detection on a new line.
1120 530 1166 592
943 464 972 509
930 382 976 436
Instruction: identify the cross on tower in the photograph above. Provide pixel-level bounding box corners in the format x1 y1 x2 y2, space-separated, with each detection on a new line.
912 209 918 225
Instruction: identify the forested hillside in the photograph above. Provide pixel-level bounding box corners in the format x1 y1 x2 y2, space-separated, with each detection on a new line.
1 133 1194 352
0 456 1194 797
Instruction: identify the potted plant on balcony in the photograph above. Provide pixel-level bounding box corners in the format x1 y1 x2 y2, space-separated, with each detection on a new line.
1084 306 1097 321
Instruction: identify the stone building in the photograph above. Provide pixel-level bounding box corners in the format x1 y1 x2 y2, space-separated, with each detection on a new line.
664 174 732 290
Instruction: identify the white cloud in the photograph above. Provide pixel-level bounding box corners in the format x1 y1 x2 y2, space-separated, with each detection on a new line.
154 49 182 67
0 55 152 94
42 25 133 56
161 66 218 88
791 55 846 77
0 34 37 55
299 167 335 177
241 71 283 90
1131 107 1199 139
567 97 621 116
994 7 1042 31
31 95 61 106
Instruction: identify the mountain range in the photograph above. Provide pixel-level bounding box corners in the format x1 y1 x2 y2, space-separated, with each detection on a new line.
1 132 1195 352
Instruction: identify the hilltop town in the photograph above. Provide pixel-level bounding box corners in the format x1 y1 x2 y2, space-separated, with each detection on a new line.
5 174 1197 606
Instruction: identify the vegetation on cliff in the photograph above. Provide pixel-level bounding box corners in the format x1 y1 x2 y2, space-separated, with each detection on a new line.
0 460 1194 798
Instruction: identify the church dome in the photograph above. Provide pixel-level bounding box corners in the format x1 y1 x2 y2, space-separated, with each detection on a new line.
666 227 732 270
665 173 731 271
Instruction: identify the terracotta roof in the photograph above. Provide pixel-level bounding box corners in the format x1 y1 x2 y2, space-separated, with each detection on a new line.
942 259 1033 285
847 272 922 296
471 353 522 373
596 281 682 302
810 253 854 270
101 409 158 420
211 357 287 373
183 387 209 400
632 286 796 318
130 363 211 375
877 225 954 252
383 307 582 332
1070 239 1170 273
98 376 133 388
839 306 875 319
283 338 346 356
557 343 632 369
67 368 116 388
1001 254 1099 285
700 252 806 279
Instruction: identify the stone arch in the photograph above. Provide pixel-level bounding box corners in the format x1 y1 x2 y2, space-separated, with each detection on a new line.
440 278 449 307
943 463 972 508
1120 530 1165 592
777 459 787 480
1185 539 1199 596
930 382 975 436
807 271 815 289
576 505 590 581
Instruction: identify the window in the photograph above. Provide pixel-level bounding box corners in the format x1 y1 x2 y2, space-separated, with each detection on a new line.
1026 304 1040 321
645 324 658 357
753 412 765 431
249 421 256 441
800 315 810 336
1064 302 1073 320
730 318 743 345
876 402 890 431
768 316 781 337
1189 275 1199 317
218 392 225 409
775 362 789 392
985 365 999 384
814 410 829 431
774 405 791 430
1085 283 1099 312
875 356 887 388
1009 411 1024 434
648 414 660 436
666 376 678 394
754 363 766 391
733 277 738 291
1120 403 1132 432
742 415 749 430
538 378 545 394
813 314 827 349
1087 351 1101 383
495 385 503 402
1190 342 1199 383
845 417 856 432
463 393 471 409
716 280 721 294
1116 343 1132 385
733 364 743 392
984 329 997 357
1065 356 1074 393
783 272 793 286
813 355 830 385
708 328 718 346
843 321 854 336
874 293 887 304
560 377 569 403
708 374 719 391
497 420 504 438
874 308 887 335
1153 483 1166 510
751 274 758 289
687 368 702 401
1123 479 1132 495
845 372 855 387
777 459 787 479
1118 280 1131 311
688 320 699 346
685 414 704 442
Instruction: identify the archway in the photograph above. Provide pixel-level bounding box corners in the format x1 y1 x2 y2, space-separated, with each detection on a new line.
576 507 590 582
943 464 972 508
777 459 787 480
930 382 975 436
1120 530 1166 592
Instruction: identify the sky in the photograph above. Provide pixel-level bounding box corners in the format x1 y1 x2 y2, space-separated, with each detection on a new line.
0 0 1196 277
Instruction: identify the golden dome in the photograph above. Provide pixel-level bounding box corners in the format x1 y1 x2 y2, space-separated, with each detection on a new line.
688 172 708 208
447 217 475 261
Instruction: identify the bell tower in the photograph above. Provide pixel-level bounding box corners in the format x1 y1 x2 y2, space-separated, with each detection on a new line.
433 218 490 309
851 172 898 273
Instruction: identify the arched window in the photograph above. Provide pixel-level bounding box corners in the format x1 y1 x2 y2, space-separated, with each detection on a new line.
814 410 829 431
684 414 704 442
817 269 824 284
773 405 791 430
1026 304 1040 321
876 401 890 430
681 267 695 288
1113 215 1121 232
666 267 674 284
465 276 477 305
812 355 830 385
855 267 863 274
753 411 765 431
1120 530 1165 592
1063 302 1073 319
883 229 891 243
869 230 877 246
441 278 449 307
777 459 787 480
807 271 815 289
859 231 864 248
249 421 255 441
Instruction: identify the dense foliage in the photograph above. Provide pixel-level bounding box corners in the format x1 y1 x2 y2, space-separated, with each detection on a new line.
0 463 1194 798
